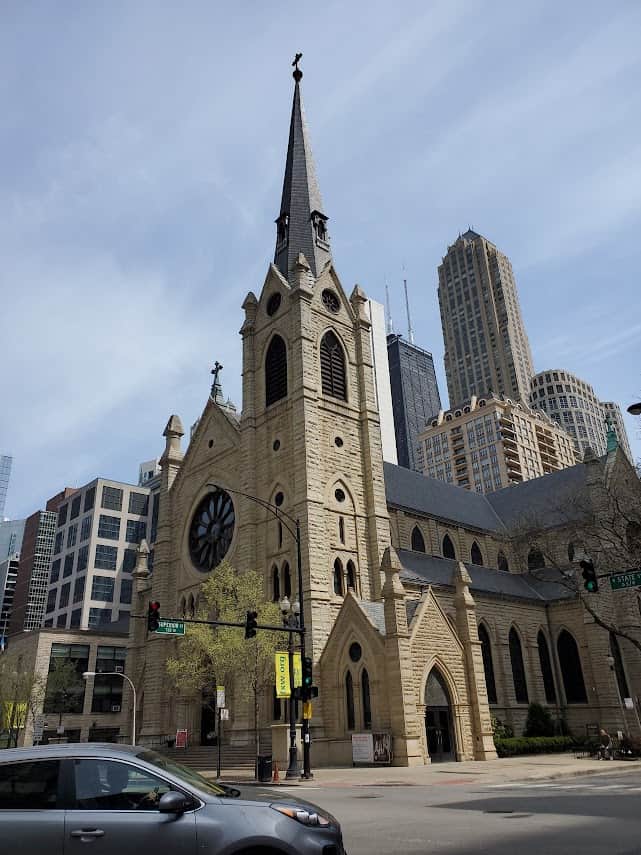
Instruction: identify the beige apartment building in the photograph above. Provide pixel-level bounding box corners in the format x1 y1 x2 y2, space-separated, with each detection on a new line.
438 230 534 407
418 395 578 493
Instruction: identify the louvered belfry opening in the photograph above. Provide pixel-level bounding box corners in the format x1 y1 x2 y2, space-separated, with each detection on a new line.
320 330 346 400
265 335 288 406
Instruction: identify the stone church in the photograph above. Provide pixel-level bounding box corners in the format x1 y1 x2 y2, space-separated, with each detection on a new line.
128 65 641 766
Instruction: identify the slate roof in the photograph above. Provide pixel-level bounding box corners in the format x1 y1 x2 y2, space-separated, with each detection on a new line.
397 549 573 603
358 600 386 634
274 72 331 280
384 460 590 534
383 462 505 533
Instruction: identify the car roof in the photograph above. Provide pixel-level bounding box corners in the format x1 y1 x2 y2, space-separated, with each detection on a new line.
0 743 142 763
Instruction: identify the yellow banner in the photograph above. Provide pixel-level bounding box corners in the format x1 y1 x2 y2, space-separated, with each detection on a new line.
293 652 302 688
2 702 27 729
275 653 290 698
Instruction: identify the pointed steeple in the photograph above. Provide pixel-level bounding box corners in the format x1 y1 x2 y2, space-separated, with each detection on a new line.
274 56 331 281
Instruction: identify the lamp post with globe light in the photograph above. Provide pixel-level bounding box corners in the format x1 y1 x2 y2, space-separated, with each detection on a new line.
279 595 301 779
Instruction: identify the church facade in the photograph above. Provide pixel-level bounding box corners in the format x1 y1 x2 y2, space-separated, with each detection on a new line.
127 67 641 766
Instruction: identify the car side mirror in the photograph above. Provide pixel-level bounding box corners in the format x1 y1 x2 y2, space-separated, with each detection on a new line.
159 791 188 814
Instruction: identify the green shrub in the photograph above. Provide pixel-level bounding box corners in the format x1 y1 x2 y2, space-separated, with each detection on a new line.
494 736 577 757
524 703 555 737
491 715 514 740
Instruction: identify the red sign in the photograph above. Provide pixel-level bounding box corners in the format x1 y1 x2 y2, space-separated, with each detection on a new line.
175 729 188 749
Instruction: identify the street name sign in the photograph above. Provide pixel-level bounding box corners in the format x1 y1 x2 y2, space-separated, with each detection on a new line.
610 571 641 591
156 619 186 635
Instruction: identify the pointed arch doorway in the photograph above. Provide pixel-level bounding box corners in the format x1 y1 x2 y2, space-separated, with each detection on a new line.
425 668 456 762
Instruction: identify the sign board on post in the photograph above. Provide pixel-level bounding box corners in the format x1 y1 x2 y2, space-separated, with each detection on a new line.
219 708 230 721
624 697 635 710
216 686 225 708
156 619 186 636
175 728 188 749
275 652 291 698
33 715 44 742
610 571 641 591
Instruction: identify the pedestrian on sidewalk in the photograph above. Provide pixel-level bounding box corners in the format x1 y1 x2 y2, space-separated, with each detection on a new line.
599 728 612 760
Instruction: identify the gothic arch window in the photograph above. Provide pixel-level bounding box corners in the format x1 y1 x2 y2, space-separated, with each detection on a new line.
509 627 529 703
272 565 280 603
339 516 345 544
361 669 372 730
411 526 426 553
179 597 186 619
497 550 509 572
471 541 484 566
528 548 545 571
278 521 283 549
333 558 344 596
478 623 497 704
282 562 291 598
442 533 456 559
188 594 195 619
557 630 587 703
609 632 629 700
626 522 641 558
567 542 575 562
346 560 356 591
320 330 347 401
265 335 288 407
537 630 557 704
345 672 355 730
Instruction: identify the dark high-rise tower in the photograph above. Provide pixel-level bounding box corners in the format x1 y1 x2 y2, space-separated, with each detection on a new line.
387 334 442 471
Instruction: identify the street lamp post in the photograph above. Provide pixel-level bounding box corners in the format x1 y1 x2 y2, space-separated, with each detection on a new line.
606 654 627 741
280 596 300 779
207 483 312 779
83 671 137 746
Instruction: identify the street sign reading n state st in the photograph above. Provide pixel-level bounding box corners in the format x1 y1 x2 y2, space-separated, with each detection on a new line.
610 571 641 591
155 619 186 635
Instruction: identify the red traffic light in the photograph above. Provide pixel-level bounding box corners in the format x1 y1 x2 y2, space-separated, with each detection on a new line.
148 601 161 632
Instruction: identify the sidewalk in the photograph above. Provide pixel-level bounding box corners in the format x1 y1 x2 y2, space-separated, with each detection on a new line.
208 754 640 788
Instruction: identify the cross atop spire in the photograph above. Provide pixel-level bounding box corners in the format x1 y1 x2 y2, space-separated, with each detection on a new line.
274 56 331 281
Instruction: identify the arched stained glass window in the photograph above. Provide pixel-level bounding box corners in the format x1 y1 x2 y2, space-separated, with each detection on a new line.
537 630 557 704
346 560 356 591
471 541 483 566
345 672 355 730
333 558 344 596
609 632 629 700
361 669 372 730
557 630 587 703
265 335 288 406
497 550 509 572
320 331 347 400
509 627 529 704
411 526 426 553
272 566 280 603
478 623 497 704
282 562 291 598
528 548 545 571
442 534 456 559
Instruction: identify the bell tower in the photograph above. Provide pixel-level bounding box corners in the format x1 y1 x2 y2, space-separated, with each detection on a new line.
237 58 391 684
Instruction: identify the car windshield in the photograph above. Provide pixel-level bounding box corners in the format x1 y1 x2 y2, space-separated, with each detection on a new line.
137 748 228 796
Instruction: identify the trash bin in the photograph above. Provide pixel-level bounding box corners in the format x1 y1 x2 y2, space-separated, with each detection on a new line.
257 754 272 783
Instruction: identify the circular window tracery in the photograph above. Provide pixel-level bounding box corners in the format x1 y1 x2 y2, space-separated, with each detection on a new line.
188 489 235 572
335 488 346 503
322 289 340 313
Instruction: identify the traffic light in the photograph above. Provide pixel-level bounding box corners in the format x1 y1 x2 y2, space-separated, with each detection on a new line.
245 610 258 639
147 601 161 632
302 656 313 689
580 560 598 593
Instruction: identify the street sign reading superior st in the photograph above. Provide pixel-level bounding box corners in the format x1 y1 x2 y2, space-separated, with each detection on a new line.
156 619 186 635
610 571 641 591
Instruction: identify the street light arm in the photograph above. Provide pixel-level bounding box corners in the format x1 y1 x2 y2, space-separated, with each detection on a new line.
84 671 136 746
206 483 299 538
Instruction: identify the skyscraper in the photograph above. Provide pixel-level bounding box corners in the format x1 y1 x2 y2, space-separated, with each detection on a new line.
387 334 442 471
438 230 534 407
0 455 12 518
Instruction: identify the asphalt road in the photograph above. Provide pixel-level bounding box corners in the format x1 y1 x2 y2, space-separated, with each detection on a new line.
280 770 641 854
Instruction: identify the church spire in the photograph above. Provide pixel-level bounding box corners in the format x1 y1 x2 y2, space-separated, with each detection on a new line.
274 55 331 281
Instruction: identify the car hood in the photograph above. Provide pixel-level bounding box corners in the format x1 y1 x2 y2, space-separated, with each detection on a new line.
216 784 339 825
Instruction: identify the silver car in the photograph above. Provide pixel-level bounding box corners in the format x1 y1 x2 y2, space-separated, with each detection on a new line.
0 743 344 855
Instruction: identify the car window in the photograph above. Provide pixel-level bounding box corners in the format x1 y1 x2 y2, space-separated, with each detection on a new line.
73 759 172 811
136 748 227 796
0 760 60 809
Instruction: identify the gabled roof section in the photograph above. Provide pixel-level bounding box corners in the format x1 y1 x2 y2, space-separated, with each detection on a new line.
397 549 573 603
274 65 331 281
383 462 505 533
486 462 588 529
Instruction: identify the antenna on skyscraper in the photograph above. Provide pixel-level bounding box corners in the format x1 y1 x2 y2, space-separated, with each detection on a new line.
403 270 414 344
385 280 394 334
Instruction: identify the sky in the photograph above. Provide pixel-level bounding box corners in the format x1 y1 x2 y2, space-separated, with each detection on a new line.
1 0 640 519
